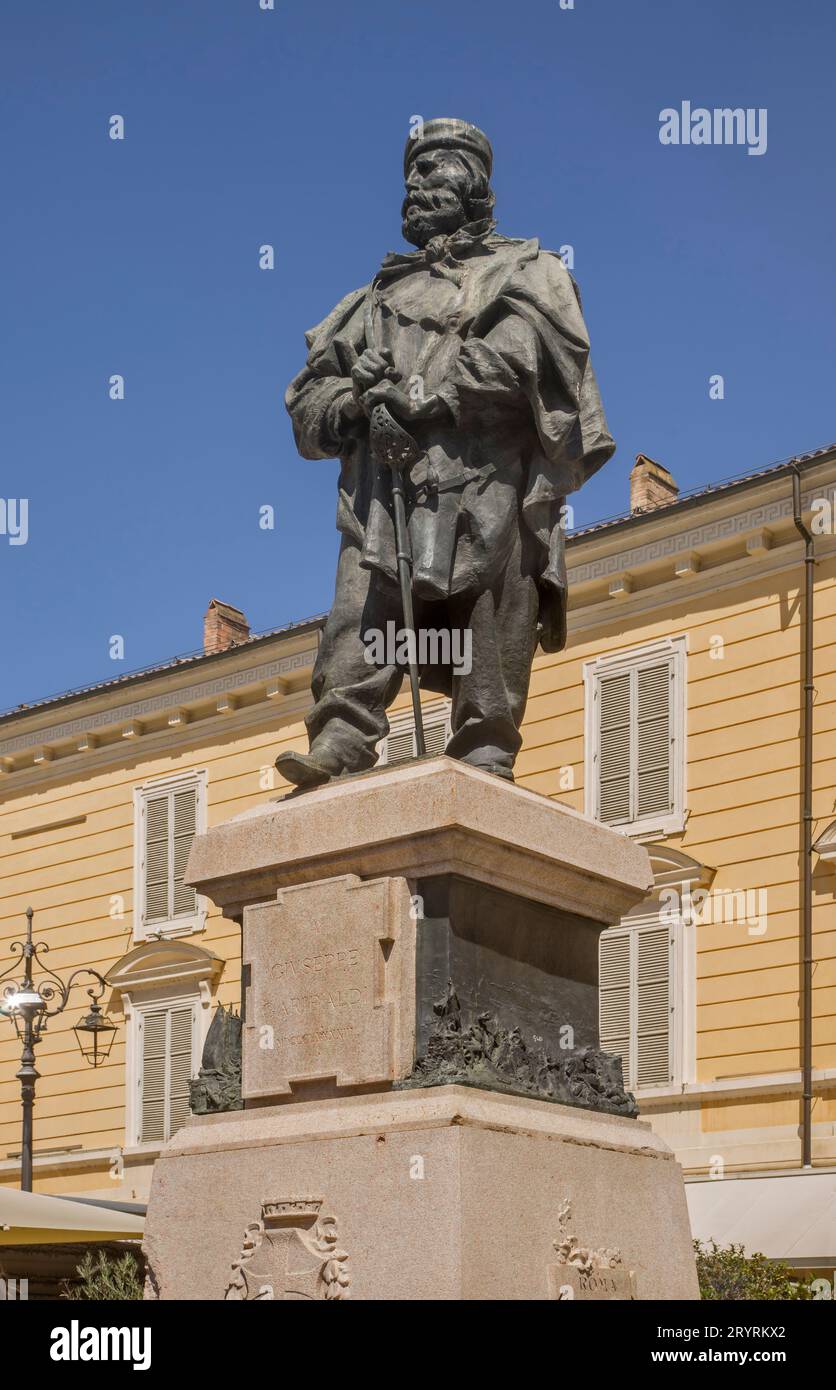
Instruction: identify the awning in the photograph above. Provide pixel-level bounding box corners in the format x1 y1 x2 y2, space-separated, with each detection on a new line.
0 1188 145 1245
687 1171 836 1266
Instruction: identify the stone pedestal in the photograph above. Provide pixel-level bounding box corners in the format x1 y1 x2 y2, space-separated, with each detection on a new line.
143 758 699 1300
144 1087 697 1301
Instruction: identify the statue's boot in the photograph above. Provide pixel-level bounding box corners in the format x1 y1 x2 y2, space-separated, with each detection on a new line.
274 747 341 789
457 746 516 783
484 763 515 782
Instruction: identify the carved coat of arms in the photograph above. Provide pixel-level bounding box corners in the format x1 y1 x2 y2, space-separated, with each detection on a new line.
225 1198 350 1301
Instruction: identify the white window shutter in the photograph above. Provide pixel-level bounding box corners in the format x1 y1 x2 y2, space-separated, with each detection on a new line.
172 789 198 918
167 1006 195 1134
140 781 199 930
144 796 170 924
599 921 673 1091
140 1009 168 1143
382 703 450 766
423 716 448 756
598 672 631 824
139 1004 195 1143
595 654 677 829
598 929 632 1086
635 925 672 1087
636 663 672 819
384 727 416 766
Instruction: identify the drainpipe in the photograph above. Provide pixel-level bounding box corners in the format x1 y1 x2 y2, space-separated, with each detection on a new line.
791 466 814 1169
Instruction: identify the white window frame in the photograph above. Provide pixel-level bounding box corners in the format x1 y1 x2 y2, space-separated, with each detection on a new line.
377 699 452 765
584 635 687 839
133 769 208 941
599 905 693 1097
125 988 204 1149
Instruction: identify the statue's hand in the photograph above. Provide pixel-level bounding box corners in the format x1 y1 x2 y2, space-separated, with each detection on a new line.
338 393 365 426
350 348 398 401
360 381 451 424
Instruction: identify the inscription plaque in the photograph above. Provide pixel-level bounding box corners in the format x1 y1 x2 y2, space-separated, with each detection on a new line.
242 873 415 1098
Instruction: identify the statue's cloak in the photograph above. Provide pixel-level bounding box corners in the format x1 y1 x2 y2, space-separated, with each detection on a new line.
286 224 614 655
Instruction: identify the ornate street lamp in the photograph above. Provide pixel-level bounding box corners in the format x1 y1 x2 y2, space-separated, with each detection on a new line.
0 907 117 1191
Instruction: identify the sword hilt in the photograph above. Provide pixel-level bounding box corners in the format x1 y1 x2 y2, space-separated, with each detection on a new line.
369 403 423 471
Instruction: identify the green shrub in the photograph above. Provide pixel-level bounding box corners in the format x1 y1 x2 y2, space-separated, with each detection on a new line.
61 1248 144 1301
695 1238 812 1300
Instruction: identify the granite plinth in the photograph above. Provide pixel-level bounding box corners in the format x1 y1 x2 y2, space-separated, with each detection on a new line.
143 1087 698 1301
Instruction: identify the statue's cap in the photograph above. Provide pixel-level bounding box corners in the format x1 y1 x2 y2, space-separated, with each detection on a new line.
404 118 493 177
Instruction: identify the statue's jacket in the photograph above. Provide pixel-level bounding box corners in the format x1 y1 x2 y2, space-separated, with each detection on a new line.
285 221 614 653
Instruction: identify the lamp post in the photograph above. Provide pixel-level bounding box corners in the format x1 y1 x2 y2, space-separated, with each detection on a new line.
0 907 117 1191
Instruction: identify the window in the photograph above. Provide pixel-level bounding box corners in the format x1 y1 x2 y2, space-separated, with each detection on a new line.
108 938 223 1151
135 998 198 1144
134 771 207 939
379 700 451 766
599 916 675 1091
584 637 686 837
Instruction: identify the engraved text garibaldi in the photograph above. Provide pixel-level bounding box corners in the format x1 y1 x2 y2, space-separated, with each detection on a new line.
276 119 614 788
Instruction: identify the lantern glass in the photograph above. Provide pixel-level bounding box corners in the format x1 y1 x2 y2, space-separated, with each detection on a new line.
73 1006 118 1067
0 990 48 1040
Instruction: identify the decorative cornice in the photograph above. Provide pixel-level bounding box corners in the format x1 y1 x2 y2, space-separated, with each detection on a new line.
0 647 317 759
813 820 836 864
0 689 315 796
567 533 836 635
107 939 224 1003
566 485 822 588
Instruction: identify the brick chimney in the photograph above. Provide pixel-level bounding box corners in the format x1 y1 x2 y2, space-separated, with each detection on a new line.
630 455 679 514
203 599 250 655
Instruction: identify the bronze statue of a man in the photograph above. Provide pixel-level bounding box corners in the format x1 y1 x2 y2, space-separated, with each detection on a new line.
276 118 614 788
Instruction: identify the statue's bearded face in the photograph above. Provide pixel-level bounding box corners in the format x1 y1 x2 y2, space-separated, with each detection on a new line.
401 149 476 248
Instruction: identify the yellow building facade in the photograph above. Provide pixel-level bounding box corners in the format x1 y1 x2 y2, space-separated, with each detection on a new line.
2 444 835 1269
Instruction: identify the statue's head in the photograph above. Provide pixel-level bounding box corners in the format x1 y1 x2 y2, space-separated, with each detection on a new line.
401 118 495 248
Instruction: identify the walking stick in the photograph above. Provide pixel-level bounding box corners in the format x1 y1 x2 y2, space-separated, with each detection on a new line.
369 402 427 756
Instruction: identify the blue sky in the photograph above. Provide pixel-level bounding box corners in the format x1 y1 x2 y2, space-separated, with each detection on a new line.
1 0 833 711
